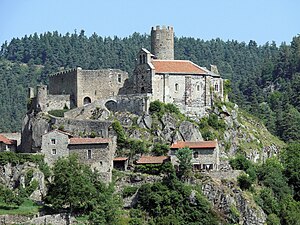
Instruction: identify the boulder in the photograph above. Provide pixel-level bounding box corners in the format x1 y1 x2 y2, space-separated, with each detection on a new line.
179 121 203 141
143 114 152 130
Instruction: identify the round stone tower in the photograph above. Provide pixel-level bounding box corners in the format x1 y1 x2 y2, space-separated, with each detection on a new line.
151 25 174 60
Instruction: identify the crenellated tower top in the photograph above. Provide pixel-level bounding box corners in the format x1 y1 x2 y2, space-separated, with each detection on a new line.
151 25 174 60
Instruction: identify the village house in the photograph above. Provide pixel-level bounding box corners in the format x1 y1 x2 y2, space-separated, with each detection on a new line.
170 140 220 171
113 157 129 171
0 134 17 152
41 130 116 182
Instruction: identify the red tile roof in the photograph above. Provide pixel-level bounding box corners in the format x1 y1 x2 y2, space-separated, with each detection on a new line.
0 134 16 145
136 156 170 164
69 137 110 145
114 157 128 161
152 60 208 74
170 141 217 149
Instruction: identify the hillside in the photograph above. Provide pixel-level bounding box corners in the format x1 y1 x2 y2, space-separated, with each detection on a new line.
1 99 300 224
0 32 300 142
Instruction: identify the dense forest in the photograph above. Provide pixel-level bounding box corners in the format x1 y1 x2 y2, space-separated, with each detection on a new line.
0 30 299 142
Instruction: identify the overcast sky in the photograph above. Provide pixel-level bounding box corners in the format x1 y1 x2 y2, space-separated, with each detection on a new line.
0 0 299 46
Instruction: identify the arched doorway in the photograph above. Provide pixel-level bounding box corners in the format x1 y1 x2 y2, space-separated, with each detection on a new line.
105 100 117 112
83 96 91 105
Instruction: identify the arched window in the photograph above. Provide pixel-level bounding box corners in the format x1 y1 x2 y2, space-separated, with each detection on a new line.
139 55 142 64
143 54 146 64
175 83 179 91
197 85 200 91
193 152 199 158
141 87 145 93
214 84 219 92
83 96 91 105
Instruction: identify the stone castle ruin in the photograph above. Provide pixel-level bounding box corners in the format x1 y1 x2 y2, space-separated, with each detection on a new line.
22 26 224 181
28 25 223 117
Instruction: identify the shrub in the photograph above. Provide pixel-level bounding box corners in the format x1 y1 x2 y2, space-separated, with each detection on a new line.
149 100 164 114
135 164 162 175
152 143 170 156
112 120 126 147
122 186 138 198
165 103 180 114
48 109 68 117
237 173 253 190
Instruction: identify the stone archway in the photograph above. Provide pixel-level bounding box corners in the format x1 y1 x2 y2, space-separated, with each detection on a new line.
83 96 91 105
105 100 117 112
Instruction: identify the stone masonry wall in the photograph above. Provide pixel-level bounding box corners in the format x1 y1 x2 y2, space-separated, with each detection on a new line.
46 94 70 111
49 69 77 108
41 131 69 166
68 139 116 182
76 69 128 107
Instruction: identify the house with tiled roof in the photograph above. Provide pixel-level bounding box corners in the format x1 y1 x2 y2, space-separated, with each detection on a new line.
0 134 17 152
113 157 129 171
170 140 219 171
41 130 116 182
132 25 224 116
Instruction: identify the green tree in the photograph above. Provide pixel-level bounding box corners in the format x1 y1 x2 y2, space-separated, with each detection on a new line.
175 147 193 181
282 142 300 201
46 154 96 213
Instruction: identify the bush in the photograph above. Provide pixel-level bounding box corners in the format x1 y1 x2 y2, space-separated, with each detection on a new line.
149 100 164 114
152 143 170 156
122 186 138 198
112 120 126 147
135 164 162 175
237 173 253 190
48 109 68 117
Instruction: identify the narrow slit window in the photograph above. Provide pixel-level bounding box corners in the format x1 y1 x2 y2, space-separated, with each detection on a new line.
118 74 122 83
175 83 179 91
87 149 92 159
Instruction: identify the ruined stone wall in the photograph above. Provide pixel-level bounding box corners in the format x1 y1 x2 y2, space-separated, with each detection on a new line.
76 69 128 107
48 69 77 108
68 139 116 182
41 131 69 166
46 94 70 111
132 64 153 94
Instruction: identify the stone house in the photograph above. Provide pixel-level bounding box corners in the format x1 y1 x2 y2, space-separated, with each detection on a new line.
170 140 219 171
113 157 129 171
41 130 72 166
41 130 116 182
0 134 17 152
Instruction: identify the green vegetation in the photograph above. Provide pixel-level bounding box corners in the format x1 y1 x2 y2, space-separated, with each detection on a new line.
0 199 40 215
230 142 300 224
135 175 219 224
176 147 193 181
48 109 69 117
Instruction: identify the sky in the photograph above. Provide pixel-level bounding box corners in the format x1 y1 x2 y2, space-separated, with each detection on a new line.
0 0 299 46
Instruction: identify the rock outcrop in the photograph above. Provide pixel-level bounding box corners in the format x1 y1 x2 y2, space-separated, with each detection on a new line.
0 162 47 201
202 179 266 225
